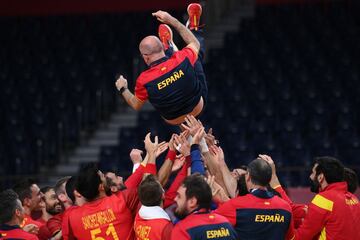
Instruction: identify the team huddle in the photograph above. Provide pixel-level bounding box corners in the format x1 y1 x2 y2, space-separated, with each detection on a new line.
1 3 360 240
1 114 359 240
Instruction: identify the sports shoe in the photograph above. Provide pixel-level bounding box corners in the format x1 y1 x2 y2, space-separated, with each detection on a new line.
187 3 202 31
158 24 173 50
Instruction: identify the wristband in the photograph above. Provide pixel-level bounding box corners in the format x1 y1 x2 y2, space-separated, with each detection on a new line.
166 150 177 161
119 87 127 94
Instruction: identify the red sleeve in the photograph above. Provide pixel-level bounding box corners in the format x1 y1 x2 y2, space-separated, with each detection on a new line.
125 164 145 189
178 47 198 66
285 212 296 240
161 222 174 240
274 186 307 229
37 225 52 240
135 75 148 102
47 213 63 236
124 163 157 189
214 200 237 226
121 188 140 212
164 157 191 208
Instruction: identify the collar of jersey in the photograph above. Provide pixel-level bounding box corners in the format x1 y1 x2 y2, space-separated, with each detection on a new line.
0 224 21 230
149 56 169 68
139 205 171 221
250 189 274 199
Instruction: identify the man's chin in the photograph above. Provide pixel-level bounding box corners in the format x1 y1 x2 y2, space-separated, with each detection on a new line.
174 209 188 220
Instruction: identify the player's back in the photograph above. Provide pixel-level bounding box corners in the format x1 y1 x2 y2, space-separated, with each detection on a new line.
68 194 135 240
171 210 238 240
136 47 201 121
216 190 293 240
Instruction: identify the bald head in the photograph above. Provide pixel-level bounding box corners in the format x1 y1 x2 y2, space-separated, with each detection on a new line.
139 36 164 55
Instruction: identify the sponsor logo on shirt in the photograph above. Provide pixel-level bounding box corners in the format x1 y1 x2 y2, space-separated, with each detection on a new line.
345 197 359 206
157 70 184 90
255 214 285 223
82 209 116 230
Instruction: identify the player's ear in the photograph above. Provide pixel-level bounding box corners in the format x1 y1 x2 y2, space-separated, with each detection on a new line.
23 197 31 208
98 183 105 193
187 196 198 209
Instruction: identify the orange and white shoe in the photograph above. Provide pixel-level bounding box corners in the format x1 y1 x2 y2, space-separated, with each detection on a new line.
158 24 178 51
186 3 202 31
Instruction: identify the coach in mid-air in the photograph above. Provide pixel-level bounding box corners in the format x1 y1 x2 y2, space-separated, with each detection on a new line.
115 3 207 125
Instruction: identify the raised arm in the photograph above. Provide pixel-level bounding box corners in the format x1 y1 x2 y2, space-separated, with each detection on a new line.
210 145 238 198
158 135 177 186
115 75 145 111
152 10 200 53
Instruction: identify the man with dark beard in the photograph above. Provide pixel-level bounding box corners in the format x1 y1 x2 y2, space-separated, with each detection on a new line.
171 173 237 240
294 157 360 240
37 187 63 240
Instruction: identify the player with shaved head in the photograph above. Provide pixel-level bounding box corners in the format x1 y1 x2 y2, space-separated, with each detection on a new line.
116 3 207 125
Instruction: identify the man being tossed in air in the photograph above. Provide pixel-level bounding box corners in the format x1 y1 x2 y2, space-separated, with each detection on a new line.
115 4 207 125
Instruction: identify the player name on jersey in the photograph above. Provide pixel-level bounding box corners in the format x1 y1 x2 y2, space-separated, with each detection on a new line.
82 209 116 230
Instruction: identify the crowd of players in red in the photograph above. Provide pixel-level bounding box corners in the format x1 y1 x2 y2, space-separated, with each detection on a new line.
1 2 360 240
0 115 359 240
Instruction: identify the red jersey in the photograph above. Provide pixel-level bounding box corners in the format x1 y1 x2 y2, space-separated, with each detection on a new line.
20 214 44 229
171 209 237 240
38 224 52 240
295 182 360 240
0 224 39 240
135 47 201 120
66 188 139 240
215 189 295 240
47 212 63 237
134 206 172 240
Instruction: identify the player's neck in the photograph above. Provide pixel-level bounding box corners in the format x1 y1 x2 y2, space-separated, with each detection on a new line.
23 207 32 216
5 217 20 227
41 210 53 222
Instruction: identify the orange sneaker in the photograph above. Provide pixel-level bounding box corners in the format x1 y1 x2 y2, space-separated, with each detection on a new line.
158 24 173 50
187 3 202 31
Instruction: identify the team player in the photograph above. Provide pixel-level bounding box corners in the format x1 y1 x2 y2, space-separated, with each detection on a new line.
115 3 207 125
134 175 173 240
171 173 238 240
37 187 63 240
215 158 296 239
293 157 360 239
0 189 39 240
65 133 158 240
12 179 44 231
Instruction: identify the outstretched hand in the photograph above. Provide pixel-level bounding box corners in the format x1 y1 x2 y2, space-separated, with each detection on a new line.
174 133 191 157
144 133 159 155
129 149 143 164
156 141 169 158
181 115 202 137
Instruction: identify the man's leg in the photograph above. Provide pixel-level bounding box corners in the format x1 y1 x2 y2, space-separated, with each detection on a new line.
158 24 178 58
188 3 208 107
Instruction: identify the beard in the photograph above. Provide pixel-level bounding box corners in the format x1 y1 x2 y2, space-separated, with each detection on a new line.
174 206 189 220
310 178 320 193
46 203 63 215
